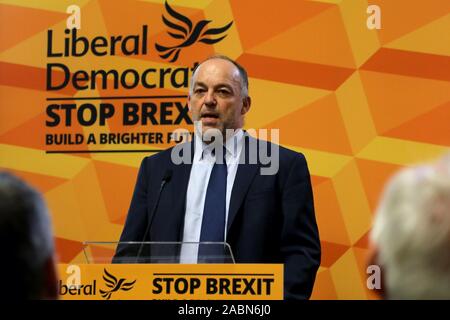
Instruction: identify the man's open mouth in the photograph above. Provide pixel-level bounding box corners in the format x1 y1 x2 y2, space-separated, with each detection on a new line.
201 113 219 119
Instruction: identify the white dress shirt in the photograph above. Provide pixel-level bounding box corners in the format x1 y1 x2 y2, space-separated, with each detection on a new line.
179 129 244 263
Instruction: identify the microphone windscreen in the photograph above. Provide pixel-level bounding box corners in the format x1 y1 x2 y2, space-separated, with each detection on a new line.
163 169 173 182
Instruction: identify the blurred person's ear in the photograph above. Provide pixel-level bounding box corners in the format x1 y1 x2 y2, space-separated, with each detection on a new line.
367 242 385 299
41 255 58 300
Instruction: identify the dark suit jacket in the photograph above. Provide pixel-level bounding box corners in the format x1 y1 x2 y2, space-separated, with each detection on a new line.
114 134 321 299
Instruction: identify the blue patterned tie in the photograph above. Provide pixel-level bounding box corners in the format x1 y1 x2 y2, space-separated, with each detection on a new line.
198 147 227 262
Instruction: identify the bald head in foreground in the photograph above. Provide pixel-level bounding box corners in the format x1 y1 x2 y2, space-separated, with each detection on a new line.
369 154 450 299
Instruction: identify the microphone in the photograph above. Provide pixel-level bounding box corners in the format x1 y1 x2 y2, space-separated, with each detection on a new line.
135 169 173 263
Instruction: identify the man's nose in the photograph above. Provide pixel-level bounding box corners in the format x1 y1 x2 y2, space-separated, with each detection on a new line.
204 90 217 106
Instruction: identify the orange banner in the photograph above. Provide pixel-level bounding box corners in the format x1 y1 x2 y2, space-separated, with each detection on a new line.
57 264 283 300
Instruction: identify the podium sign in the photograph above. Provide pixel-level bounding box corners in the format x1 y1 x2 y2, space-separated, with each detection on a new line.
57 264 283 300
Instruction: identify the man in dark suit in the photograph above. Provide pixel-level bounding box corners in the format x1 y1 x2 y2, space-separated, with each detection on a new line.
114 55 321 299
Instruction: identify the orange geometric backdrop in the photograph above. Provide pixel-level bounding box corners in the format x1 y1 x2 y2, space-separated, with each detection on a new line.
0 0 449 299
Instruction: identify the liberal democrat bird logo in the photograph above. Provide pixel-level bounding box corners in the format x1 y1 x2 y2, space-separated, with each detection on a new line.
155 1 233 62
99 269 136 300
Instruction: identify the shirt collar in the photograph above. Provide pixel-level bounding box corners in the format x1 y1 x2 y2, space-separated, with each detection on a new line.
194 129 244 161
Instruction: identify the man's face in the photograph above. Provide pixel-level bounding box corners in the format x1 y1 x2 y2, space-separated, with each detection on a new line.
188 59 251 139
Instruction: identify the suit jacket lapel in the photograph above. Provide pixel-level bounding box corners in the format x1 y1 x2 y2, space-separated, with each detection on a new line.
227 135 260 233
169 140 194 241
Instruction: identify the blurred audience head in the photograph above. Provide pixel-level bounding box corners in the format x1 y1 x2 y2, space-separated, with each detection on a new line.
0 171 58 299
370 154 450 299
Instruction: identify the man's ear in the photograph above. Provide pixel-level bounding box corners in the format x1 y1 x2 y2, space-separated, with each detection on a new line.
187 94 192 112
241 96 251 115
42 255 58 300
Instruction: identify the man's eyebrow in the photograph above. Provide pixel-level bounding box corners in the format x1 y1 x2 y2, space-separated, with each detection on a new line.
194 81 207 87
195 82 234 89
215 83 234 90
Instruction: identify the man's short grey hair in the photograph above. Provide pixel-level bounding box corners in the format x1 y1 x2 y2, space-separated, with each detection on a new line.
189 54 249 98
370 154 450 299
0 171 55 299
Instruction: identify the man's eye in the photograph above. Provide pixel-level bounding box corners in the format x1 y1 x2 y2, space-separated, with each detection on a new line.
217 89 231 95
195 88 206 94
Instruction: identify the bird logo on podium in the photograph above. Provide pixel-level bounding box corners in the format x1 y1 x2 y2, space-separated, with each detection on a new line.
155 1 233 62
100 269 136 300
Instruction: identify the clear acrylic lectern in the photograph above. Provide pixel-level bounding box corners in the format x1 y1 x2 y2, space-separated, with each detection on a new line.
81 241 235 264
